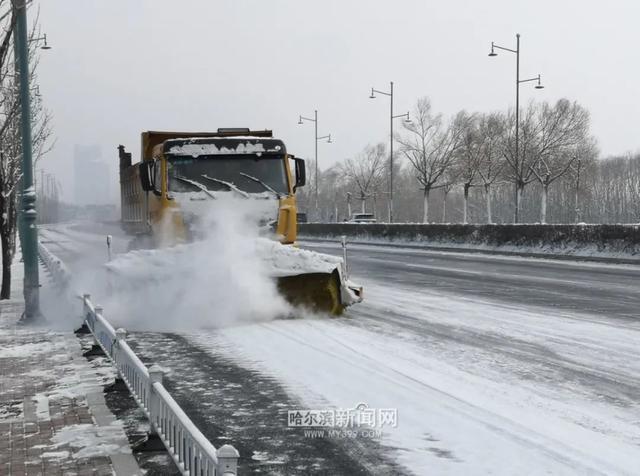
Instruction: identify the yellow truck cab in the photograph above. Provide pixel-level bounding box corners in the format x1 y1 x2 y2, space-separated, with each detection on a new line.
118 128 306 247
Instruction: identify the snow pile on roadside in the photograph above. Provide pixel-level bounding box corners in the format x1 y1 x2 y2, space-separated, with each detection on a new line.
33 355 117 404
302 233 640 261
50 421 131 459
0 340 56 358
298 222 640 261
1 334 118 421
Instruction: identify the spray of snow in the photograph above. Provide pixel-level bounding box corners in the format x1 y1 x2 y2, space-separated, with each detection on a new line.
103 194 292 331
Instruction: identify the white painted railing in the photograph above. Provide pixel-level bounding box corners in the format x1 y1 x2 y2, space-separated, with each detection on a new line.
40 242 240 475
38 241 72 287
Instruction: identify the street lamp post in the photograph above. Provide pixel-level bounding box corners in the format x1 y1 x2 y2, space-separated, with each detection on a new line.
574 156 582 224
14 0 41 321
488 34 544 223
298 110 331 220
369 81 410 223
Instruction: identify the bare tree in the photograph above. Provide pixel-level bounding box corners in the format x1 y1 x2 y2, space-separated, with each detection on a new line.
319 163 351 222
502 102 543 222
476 112 507 223
569 138 598 223
0 3 19 299
528 99 591 223
453 111 485 224
341 143 386 215
440 177 455 223
0 3 54 299
398 98 463 223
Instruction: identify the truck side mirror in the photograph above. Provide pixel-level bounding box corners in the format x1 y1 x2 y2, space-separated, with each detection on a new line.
139 161 160 195
139 162 153 191
293 157 306 192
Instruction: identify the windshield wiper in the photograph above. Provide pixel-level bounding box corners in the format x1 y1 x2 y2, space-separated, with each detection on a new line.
174 176 217 199
201 175 250 199
239 172 281 198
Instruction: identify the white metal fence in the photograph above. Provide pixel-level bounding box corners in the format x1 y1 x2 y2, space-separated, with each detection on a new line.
38 241 72 287
39 242 240 476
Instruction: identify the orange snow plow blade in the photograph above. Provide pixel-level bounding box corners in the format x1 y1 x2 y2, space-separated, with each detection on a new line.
277 269 362 316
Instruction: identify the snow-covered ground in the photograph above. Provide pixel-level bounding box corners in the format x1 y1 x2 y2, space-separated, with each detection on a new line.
0 253 139 474
187 281 640 474
39 222 640 475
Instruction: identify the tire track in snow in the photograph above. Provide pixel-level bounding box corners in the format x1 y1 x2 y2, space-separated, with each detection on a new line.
127 331 407 476
352 305 640 405
252 321 631 475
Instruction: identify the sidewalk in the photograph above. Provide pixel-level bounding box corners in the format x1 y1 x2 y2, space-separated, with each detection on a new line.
0 258 140 475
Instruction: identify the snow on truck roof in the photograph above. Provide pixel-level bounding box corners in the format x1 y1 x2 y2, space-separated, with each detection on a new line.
142 130 276 159
164 137 286 157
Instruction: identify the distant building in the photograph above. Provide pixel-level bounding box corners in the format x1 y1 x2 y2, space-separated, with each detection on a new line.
74 145 111 205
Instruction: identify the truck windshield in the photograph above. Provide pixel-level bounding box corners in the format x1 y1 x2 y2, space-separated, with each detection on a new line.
167 155 288 195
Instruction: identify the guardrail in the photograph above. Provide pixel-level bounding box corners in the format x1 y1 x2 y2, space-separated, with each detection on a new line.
39 242 240 475
38 241 72 287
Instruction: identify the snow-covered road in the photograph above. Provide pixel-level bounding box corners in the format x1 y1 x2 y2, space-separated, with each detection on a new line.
302 239 640 320
191 284 640 474
39 224 640 475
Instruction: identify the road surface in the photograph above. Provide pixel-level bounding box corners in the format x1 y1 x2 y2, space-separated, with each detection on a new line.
39 223 640 475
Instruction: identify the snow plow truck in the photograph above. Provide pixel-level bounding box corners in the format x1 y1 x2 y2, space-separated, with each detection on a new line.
116 129 362 315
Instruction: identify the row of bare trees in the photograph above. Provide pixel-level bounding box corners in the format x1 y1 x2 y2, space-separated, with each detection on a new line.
298 96 606 225
395 97 594 224
0 2 54 299
301 152 640 225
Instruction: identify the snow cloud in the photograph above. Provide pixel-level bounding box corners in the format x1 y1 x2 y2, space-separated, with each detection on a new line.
102 195 291 331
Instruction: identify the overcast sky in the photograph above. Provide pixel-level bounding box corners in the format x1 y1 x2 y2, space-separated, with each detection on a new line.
37 0 640 203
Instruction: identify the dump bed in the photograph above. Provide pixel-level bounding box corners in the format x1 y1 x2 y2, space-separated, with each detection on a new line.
118 145 147 234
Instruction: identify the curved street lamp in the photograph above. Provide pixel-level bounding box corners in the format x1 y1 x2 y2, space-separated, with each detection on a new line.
368 81 411 223
488 33 544 223
297 110 332 218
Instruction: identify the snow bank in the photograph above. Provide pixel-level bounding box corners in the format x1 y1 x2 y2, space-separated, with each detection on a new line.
299 223 640 260
50 422 131 459
0 341 56 358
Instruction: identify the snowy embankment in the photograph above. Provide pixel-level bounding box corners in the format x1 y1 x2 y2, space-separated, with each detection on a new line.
299 223 640 261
